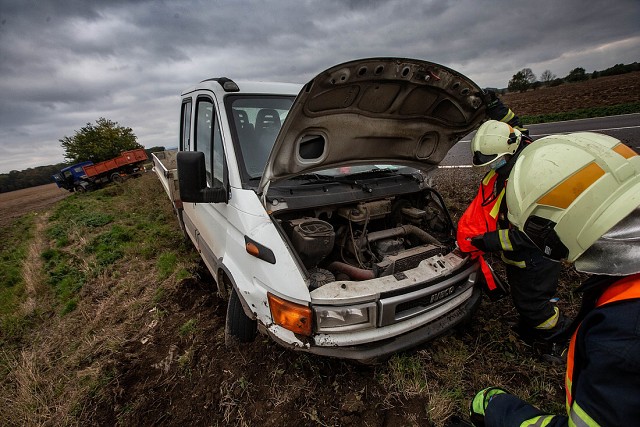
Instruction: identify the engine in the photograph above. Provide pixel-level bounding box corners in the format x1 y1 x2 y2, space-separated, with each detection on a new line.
277 189 454 288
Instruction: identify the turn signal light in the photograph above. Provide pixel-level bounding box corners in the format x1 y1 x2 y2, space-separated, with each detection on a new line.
244 236 276 264
267 293 312 336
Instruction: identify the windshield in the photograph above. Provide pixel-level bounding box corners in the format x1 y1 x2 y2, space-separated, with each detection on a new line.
227 96 295 179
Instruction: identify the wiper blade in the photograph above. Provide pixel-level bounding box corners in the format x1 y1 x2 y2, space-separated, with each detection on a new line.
299 175 373 193
289 173 332 181
343 168 398 178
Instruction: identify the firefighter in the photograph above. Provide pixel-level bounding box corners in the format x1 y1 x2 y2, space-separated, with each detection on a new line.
469 132 640 426
458 93 566 358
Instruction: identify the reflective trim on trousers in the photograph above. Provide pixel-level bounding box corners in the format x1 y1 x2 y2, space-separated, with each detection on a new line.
536 306 560 330
520 414 556 427
569 401 600 427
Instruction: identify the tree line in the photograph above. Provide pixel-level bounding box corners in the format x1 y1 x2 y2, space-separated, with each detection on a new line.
0 163 69 193
507 61 639 93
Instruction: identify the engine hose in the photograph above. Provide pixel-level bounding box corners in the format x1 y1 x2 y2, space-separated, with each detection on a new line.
425 187 455 233
327 261 375 281
358 224 440 247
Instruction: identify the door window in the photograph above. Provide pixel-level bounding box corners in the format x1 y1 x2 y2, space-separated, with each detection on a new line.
180 99 192 152
195 97 225 188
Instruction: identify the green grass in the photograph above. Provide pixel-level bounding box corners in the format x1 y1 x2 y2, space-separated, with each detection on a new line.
0 215 33 296
0 215 35 345
179 319 197 336
41 248 86 313
86 224 133 267
40 179 194 314
378 353 428 397
157 252 178 279
522 101 640 124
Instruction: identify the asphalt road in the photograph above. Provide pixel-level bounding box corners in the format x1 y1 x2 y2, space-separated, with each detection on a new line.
441 113 640 166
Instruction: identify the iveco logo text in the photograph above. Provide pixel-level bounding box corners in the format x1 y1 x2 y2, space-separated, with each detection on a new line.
429 286 455 304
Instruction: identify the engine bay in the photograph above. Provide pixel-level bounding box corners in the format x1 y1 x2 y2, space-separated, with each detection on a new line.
275 189 457 289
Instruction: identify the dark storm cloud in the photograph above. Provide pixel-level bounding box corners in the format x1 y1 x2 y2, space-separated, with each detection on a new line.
0 0 638 173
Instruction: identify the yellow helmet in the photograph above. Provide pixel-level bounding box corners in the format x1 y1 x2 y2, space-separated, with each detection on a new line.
506 132 640 275
471 120 522 167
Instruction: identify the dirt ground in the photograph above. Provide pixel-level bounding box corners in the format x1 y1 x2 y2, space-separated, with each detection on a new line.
501 71 640 116
0 183 69 228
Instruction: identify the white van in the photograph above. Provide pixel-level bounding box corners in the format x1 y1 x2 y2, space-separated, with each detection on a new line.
153 58 487 361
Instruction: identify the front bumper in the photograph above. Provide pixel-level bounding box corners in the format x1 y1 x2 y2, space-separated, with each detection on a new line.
299 285 481 361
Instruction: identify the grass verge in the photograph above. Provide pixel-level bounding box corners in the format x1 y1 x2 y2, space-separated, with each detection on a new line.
0 174 199 425
0 215 36 348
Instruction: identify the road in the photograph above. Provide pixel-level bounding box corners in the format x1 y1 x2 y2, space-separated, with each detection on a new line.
441 113 640 166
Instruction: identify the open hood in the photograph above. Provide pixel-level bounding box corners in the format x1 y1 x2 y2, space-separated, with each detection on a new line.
258 58 487 194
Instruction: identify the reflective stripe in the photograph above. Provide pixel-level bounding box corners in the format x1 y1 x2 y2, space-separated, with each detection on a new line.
482 169 497 186
535 306 559 330
613 142 638 159
501 252 526 268
569 401 600 427
501 109 516 123
537 162 605 209
565 374 573 411
498 229 513 251
520 415 556 427
489 188 505 218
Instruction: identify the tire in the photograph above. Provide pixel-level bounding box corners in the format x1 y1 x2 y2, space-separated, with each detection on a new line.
225 287 257 345
110 172 124 183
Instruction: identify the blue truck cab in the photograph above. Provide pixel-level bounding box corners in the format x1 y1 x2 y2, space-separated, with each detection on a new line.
52 161 93 192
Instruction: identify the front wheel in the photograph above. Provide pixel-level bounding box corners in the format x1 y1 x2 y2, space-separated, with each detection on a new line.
225 287 257 345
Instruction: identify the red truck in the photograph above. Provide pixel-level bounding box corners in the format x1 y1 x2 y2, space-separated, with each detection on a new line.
52 149 148 192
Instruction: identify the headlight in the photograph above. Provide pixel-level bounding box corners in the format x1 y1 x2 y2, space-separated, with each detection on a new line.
314 302 377 333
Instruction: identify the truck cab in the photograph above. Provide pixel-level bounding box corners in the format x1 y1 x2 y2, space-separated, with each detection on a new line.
52 161 93 191
153 58 489 361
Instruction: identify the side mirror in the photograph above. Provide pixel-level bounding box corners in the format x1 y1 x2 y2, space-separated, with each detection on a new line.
177 151 228 203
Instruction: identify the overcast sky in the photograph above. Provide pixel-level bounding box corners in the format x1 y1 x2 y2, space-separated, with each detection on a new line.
1 0 638 173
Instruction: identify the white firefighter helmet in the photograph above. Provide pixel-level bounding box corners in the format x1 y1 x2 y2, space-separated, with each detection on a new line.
471 120 523 167
506 132 640 275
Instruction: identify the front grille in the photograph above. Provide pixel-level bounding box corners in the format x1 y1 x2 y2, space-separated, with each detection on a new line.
377 262 477 327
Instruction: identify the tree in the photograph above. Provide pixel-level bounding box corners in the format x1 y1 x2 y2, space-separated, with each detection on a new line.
60 118 141 163
507 70 529 93
565 67 588 83
540 70 556 84
508 68 537 92
521 68 537 85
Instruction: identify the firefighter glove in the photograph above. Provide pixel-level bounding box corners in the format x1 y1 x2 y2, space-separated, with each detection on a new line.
481 90 500 109
469 387 507 427
471 231 501 252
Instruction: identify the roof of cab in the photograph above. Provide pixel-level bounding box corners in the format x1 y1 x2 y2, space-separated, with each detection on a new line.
181 79 302 97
